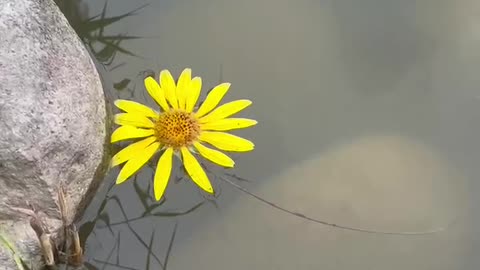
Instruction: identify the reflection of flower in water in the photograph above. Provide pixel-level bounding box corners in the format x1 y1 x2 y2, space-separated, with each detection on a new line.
111 68 257 200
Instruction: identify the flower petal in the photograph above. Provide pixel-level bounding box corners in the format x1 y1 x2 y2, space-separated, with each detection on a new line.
199 131 255 152
200 118 258 131
145 77 169 111
199 99 252 123
180 147 214 194
153 148 174 200
111 136 157 167
114 99 158 119
193 141 234 168
114 113 155 128
116 142 160 184
160 69 178 109
176 68 191 110
185 77 202 112
111 125 155 143
195 83 231 118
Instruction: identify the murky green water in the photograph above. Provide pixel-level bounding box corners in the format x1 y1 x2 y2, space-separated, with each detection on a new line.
60 0 480 269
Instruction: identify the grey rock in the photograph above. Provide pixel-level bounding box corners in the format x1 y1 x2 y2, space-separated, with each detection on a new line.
0 0 107 268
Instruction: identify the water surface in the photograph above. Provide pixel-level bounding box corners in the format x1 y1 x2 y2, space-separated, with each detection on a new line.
65 0 480 269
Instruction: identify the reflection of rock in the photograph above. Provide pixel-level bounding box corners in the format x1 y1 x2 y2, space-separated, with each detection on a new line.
170 135 469 270
0 0 106 268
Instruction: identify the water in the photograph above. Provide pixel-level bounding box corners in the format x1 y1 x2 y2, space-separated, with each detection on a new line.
59 0 480 269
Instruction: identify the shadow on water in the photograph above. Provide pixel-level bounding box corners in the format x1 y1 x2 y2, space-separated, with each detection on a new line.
54 0 147 92
87 223 178 270
79 176 202 270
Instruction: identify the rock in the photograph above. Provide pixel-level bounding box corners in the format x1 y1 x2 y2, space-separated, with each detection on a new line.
0 0 107 268
170 135 470 270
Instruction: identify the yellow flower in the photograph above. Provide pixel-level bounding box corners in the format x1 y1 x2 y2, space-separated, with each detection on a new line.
110 68 257 200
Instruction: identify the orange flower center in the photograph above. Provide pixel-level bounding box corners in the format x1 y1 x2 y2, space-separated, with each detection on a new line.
154 110 200 148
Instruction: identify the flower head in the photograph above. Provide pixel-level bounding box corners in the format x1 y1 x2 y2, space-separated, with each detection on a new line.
111 68 257 200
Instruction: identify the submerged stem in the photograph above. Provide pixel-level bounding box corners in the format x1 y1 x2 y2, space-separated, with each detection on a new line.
218 174 453 235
